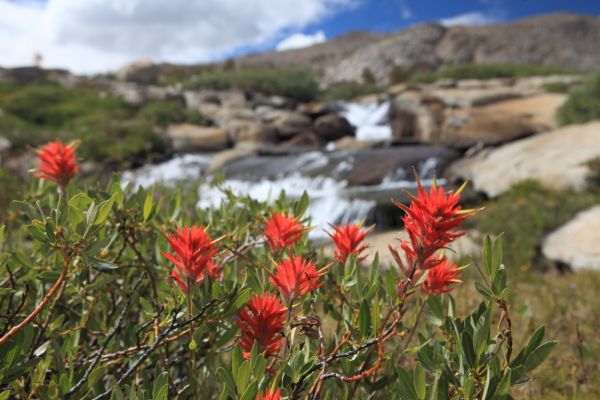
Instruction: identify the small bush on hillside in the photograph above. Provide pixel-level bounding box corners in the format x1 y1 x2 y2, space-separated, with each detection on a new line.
185 68 319 101
542 82 571 94
556 72 600 125
471 180 600 268
410 63 575 82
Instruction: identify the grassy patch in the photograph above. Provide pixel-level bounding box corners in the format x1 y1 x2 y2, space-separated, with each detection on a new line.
409 64 575 83
320 82 381 100
470 181 600 269
0 82 188 165
184 68 319 101
542 82 571 94
454 268 600 399
556 72 600 126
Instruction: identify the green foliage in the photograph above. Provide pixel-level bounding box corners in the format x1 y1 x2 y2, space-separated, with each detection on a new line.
184 68 319 101
0 172 554 399
0 82 168 165
556 72 600 125
542 82 571 94
320 82 381 100
409 63 575 82
471 181 600 268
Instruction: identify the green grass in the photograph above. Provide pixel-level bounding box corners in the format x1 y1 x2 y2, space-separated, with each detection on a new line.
320 82 381 100
409 64 575 83
455 269 600 399
470 181 600 269
542 82 571 94
184 68 319 101
557 72 600 126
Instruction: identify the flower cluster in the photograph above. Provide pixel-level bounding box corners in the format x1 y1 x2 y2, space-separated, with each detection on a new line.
328 223 371 264
237 293 287 359
256 389 281 400
162 225 221 292
270 254 330 303
264 212 306 252
390 179 475 294
34 140 80 188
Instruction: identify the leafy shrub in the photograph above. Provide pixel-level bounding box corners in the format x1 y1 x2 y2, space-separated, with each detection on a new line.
471 180 600 268
185 68 319 101
320 82 381 100
542 82 571 94
0 82 166 165
556 72 600 125
0 147 555 399
410 64 575 82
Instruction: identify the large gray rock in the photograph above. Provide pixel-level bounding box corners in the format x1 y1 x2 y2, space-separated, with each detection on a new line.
447 122 600 197
116 60 160 84
313 114 355 142
543 205 600 271
268 111 313 139
225 120 277 144
166 124 230 152
389 91 445 143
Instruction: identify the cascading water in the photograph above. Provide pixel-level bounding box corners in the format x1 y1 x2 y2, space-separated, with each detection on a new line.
122 101 450 237
340 101 392 141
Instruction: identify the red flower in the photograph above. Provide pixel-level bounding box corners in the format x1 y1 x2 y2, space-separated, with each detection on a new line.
264 212 305 252
162 225 220 292
391 179 475 272
237 293 287 359
34 140 80 187
328 223 371 264
256 389 281 400
422 257 462 294
270 255 330 303
171 260 221 292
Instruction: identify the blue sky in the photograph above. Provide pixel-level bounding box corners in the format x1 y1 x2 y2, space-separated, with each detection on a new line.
1 0 598 73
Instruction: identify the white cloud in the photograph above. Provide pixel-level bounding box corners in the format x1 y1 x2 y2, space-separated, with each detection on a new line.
276 30 327 51
0 0 354 74
439 11 502 27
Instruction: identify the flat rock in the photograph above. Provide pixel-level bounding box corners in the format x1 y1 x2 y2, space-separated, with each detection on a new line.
543 205 600 271
446 122 600 197
166 124 230 152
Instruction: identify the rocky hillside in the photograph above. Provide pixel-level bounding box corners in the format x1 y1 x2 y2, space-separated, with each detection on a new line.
231 13 600 86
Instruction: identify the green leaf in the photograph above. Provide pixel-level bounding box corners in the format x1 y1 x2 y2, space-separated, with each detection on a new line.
414 363 426 400
493 368 511 399
523 341 557 373
0 390 12 400
143 192 153 222
87 366 106 389
86 256 118 271
232 346 243 380
396 368 418 400
216 367 236 396
475 282 493 300
239 381 258 400
152 372 169 400
358 299 371 339
95 194 117 226
236 361 252 395
483 235 493 277
234 288 250 310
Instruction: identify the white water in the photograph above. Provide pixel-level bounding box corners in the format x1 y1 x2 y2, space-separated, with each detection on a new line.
341 101 392 141
122 101 445 237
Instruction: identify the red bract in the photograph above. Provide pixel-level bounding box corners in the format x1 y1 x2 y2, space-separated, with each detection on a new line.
328 223 371 264
422 257 462 294
264 212 305 252
237 293 287 359
171 260 221 292
34 140 80 188
162 226 220 292
256 389 281 400
270 254 330 303
391 179 475 272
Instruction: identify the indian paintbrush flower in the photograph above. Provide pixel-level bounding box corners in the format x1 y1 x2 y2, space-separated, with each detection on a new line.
162 225 221 293
34 140 80 188
237 293 287 359
328 222 372 264
270 254 330 303
256 389 281 400
422 257 463 294
264 212 306 252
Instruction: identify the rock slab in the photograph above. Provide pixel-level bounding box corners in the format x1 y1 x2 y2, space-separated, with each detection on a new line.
543 205 600 271
447 122 600 197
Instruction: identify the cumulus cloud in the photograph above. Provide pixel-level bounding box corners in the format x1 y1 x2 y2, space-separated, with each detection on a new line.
439 11 503 26
0 0 354 73
276 31 327 51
